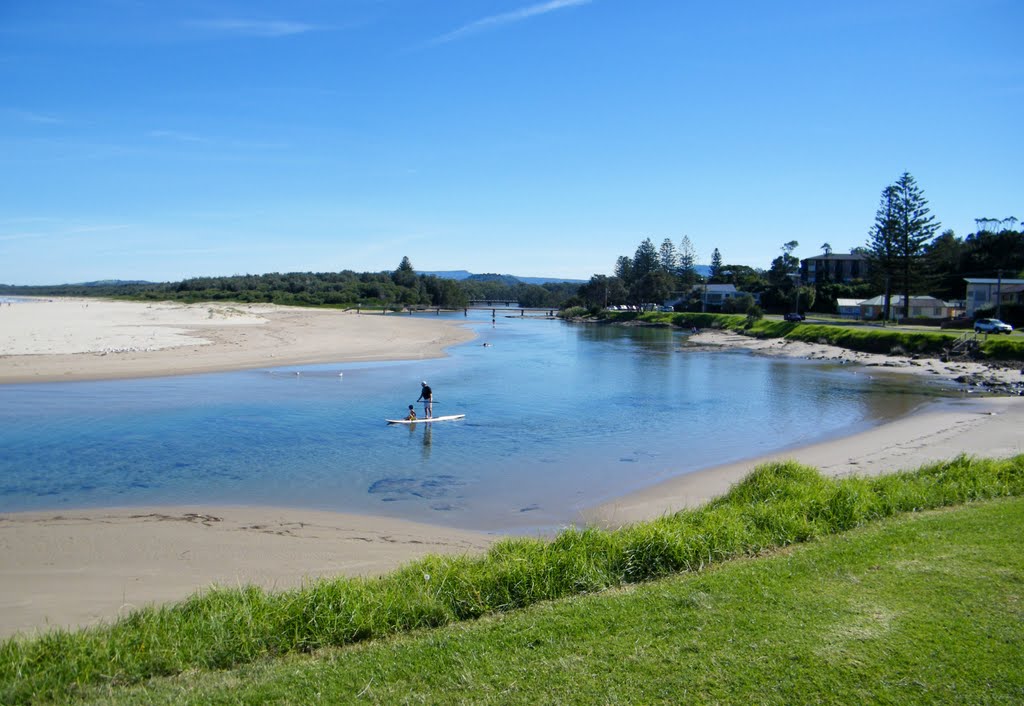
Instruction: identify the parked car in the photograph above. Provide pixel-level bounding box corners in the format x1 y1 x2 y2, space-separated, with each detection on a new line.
783 312 805 322
974 318 1014 334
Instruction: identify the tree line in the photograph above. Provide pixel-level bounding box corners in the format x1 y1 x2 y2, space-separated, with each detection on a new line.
0 257 580 310
571 234 820 316
4 173 1019 321
571 172 1022 323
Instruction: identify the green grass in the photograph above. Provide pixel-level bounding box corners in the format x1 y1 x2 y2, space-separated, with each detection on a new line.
624 310 1024 360
2 455 1022 704
49 493 1024 704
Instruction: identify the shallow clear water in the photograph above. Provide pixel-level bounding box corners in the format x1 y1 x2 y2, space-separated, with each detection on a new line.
0 312 949 532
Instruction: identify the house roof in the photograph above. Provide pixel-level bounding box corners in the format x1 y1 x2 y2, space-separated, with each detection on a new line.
964 278 1024 285
801 253 868 261
836 298 862 307
859 295 952 307
703 284 737 293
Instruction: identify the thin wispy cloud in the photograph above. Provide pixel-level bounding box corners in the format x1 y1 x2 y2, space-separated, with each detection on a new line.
116 246 240 257
186 19 319 38
0 223 131 242
66 224 131 235
148 129 208 144
5 109 63 125
427 0 592 46
0 231 50 242
147 130 288 151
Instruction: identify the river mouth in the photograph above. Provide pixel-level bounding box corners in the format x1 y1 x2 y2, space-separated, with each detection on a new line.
0 312 957 533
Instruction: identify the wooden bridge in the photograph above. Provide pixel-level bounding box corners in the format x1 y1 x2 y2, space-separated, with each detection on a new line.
467 299 519 307
357 301 558 318
400 304 558 318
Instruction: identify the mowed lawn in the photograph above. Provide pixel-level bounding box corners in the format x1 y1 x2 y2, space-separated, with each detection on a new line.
73 497 1024 705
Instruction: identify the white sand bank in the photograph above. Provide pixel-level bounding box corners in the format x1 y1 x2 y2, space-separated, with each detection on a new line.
0 297 474 384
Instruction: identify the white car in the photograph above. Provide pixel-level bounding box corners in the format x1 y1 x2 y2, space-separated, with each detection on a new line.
974 318 1014 334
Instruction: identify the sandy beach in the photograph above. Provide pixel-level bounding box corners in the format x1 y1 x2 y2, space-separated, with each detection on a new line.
1 299 1022 638
0 507 496 638
0 297 475 384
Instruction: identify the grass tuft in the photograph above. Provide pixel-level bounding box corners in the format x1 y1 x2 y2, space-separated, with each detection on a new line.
2 454 1022 703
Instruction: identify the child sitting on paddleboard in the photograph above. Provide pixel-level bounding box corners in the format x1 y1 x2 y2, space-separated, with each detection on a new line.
404 405 417 421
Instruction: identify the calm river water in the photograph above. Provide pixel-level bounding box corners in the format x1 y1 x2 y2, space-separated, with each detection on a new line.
0 310 951 532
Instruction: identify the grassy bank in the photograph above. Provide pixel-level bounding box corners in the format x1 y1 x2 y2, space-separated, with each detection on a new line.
2 454 1022 703
69 495 1024 704
609 310 1024 360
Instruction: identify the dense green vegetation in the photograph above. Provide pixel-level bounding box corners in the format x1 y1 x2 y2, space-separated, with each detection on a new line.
0 261 580 311
595 310 1024 360
51 495 1024 705
571 191 1023 324
3 454 1022 704
3 202 1020 325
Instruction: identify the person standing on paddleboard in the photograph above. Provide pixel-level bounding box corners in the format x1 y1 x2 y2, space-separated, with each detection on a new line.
417 381 433 419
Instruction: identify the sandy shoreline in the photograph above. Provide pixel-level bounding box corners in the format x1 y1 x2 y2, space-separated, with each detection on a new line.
0 297 476 384
684 328 1024 391
584 394 1024 528
2 299 1023 638
0 507 497 638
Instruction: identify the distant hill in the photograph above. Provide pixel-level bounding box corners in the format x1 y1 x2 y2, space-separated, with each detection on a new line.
421 271 586 285
77 279 157 286
421 270 474 280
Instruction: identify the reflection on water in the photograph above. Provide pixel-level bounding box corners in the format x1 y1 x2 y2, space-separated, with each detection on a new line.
421 424 432 461
0 312 957 533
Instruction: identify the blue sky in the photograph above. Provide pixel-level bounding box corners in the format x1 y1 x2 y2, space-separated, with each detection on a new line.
1 0 1021 285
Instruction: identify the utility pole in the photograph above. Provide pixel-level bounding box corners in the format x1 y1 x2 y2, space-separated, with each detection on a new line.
882 274 891 326
996 269 1003 320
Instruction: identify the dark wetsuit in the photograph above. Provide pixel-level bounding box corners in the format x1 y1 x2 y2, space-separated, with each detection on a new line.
418 385 433 418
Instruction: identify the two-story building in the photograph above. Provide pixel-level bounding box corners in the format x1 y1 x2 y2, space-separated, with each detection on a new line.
964 277 1024 315
800 253 869 284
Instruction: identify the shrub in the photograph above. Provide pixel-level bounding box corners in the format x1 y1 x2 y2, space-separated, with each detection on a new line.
745 304 764 326
558 306 590 319
980 337 1024 360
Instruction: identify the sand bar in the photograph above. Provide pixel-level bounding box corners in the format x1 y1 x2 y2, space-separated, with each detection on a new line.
0 297 475 384
2 300 1023 638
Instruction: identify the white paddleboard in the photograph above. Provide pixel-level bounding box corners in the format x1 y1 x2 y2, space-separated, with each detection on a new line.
386 414 465 425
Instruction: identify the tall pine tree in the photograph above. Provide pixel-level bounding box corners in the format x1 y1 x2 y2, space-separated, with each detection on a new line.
678 235 698 286
659 238 679 274
632 238 660 279
868 172 940 319
709 248 723 281
868 186 899 320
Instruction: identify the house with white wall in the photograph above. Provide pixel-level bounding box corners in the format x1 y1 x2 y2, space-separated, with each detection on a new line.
965 278 1024 315
858 295 956 321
